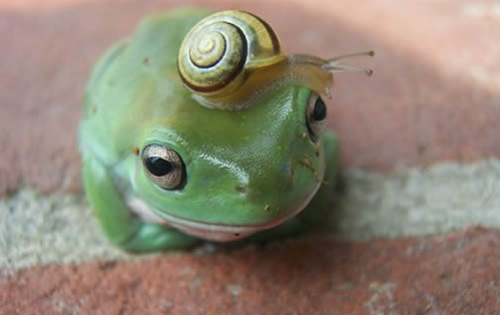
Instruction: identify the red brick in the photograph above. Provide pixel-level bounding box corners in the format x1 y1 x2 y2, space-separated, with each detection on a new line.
1 227 499 314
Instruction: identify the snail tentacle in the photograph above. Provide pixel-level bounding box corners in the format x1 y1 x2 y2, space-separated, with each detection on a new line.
177 10 373 110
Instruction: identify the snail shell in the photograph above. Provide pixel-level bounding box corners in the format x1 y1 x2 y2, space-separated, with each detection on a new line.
177 10 372 110
177 10 288 110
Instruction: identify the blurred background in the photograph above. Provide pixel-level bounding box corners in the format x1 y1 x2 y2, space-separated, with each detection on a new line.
1 0 499 197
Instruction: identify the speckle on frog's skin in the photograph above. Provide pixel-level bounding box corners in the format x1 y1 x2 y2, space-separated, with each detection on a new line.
91 104 98 114
299 158 313 170
131 147 140 155
143 57 150 65
299 158 319 178
264 204 271 212
300 132 308 140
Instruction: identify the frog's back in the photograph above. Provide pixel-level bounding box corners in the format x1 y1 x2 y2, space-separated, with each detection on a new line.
80 8 213 165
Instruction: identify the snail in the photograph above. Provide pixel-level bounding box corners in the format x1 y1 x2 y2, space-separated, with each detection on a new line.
177 10 373 110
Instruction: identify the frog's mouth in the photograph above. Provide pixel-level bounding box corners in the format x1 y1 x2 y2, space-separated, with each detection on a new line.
126 181 321 242
127 140 326 242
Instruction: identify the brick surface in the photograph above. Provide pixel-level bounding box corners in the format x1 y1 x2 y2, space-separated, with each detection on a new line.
1 0 500 196
2 2 499 313
1 227 499 314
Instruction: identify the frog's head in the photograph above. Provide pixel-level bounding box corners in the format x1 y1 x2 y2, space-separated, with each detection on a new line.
133 85 327 241
128 10 372 241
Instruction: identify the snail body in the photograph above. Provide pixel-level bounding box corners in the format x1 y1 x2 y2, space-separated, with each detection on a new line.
177 10 364 110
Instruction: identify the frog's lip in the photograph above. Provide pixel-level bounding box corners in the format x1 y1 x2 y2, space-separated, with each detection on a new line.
163 189 318 241
127 143 326 242
126 180 321 242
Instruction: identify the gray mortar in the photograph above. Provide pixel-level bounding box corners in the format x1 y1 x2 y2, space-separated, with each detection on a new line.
0 191 130 271
1 159 500 270
330 159 500 239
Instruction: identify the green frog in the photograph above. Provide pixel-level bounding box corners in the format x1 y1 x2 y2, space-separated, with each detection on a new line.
79 8 372 252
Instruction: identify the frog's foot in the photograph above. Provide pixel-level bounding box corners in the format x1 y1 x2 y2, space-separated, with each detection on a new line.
82 153 200 253
122 223 200 253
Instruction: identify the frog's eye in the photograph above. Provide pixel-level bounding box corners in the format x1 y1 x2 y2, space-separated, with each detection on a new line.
305 93 327 142
141 145 186 190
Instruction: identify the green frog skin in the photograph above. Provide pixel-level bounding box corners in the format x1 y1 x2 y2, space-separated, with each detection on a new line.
79 8 348 252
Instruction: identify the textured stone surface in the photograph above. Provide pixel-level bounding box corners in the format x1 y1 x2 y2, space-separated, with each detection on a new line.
1 227 499 314
0 189 129 271
2 160 500 271
1 0 500 196
1 1 500 313
332 159 500 239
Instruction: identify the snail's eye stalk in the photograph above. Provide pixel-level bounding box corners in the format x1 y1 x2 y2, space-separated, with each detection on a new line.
327 50 375 62
177 9 375 110
322 50 375 76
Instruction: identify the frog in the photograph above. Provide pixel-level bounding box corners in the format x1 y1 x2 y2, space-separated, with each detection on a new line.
79 8 372 252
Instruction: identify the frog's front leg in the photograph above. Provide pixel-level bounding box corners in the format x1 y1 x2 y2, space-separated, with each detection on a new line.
82 153 199 252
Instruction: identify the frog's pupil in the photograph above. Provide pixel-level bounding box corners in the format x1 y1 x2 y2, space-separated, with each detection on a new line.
312 97 327 121
145 156 173 176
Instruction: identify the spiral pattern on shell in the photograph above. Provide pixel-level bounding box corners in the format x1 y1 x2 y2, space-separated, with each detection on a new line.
178 10 283 95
